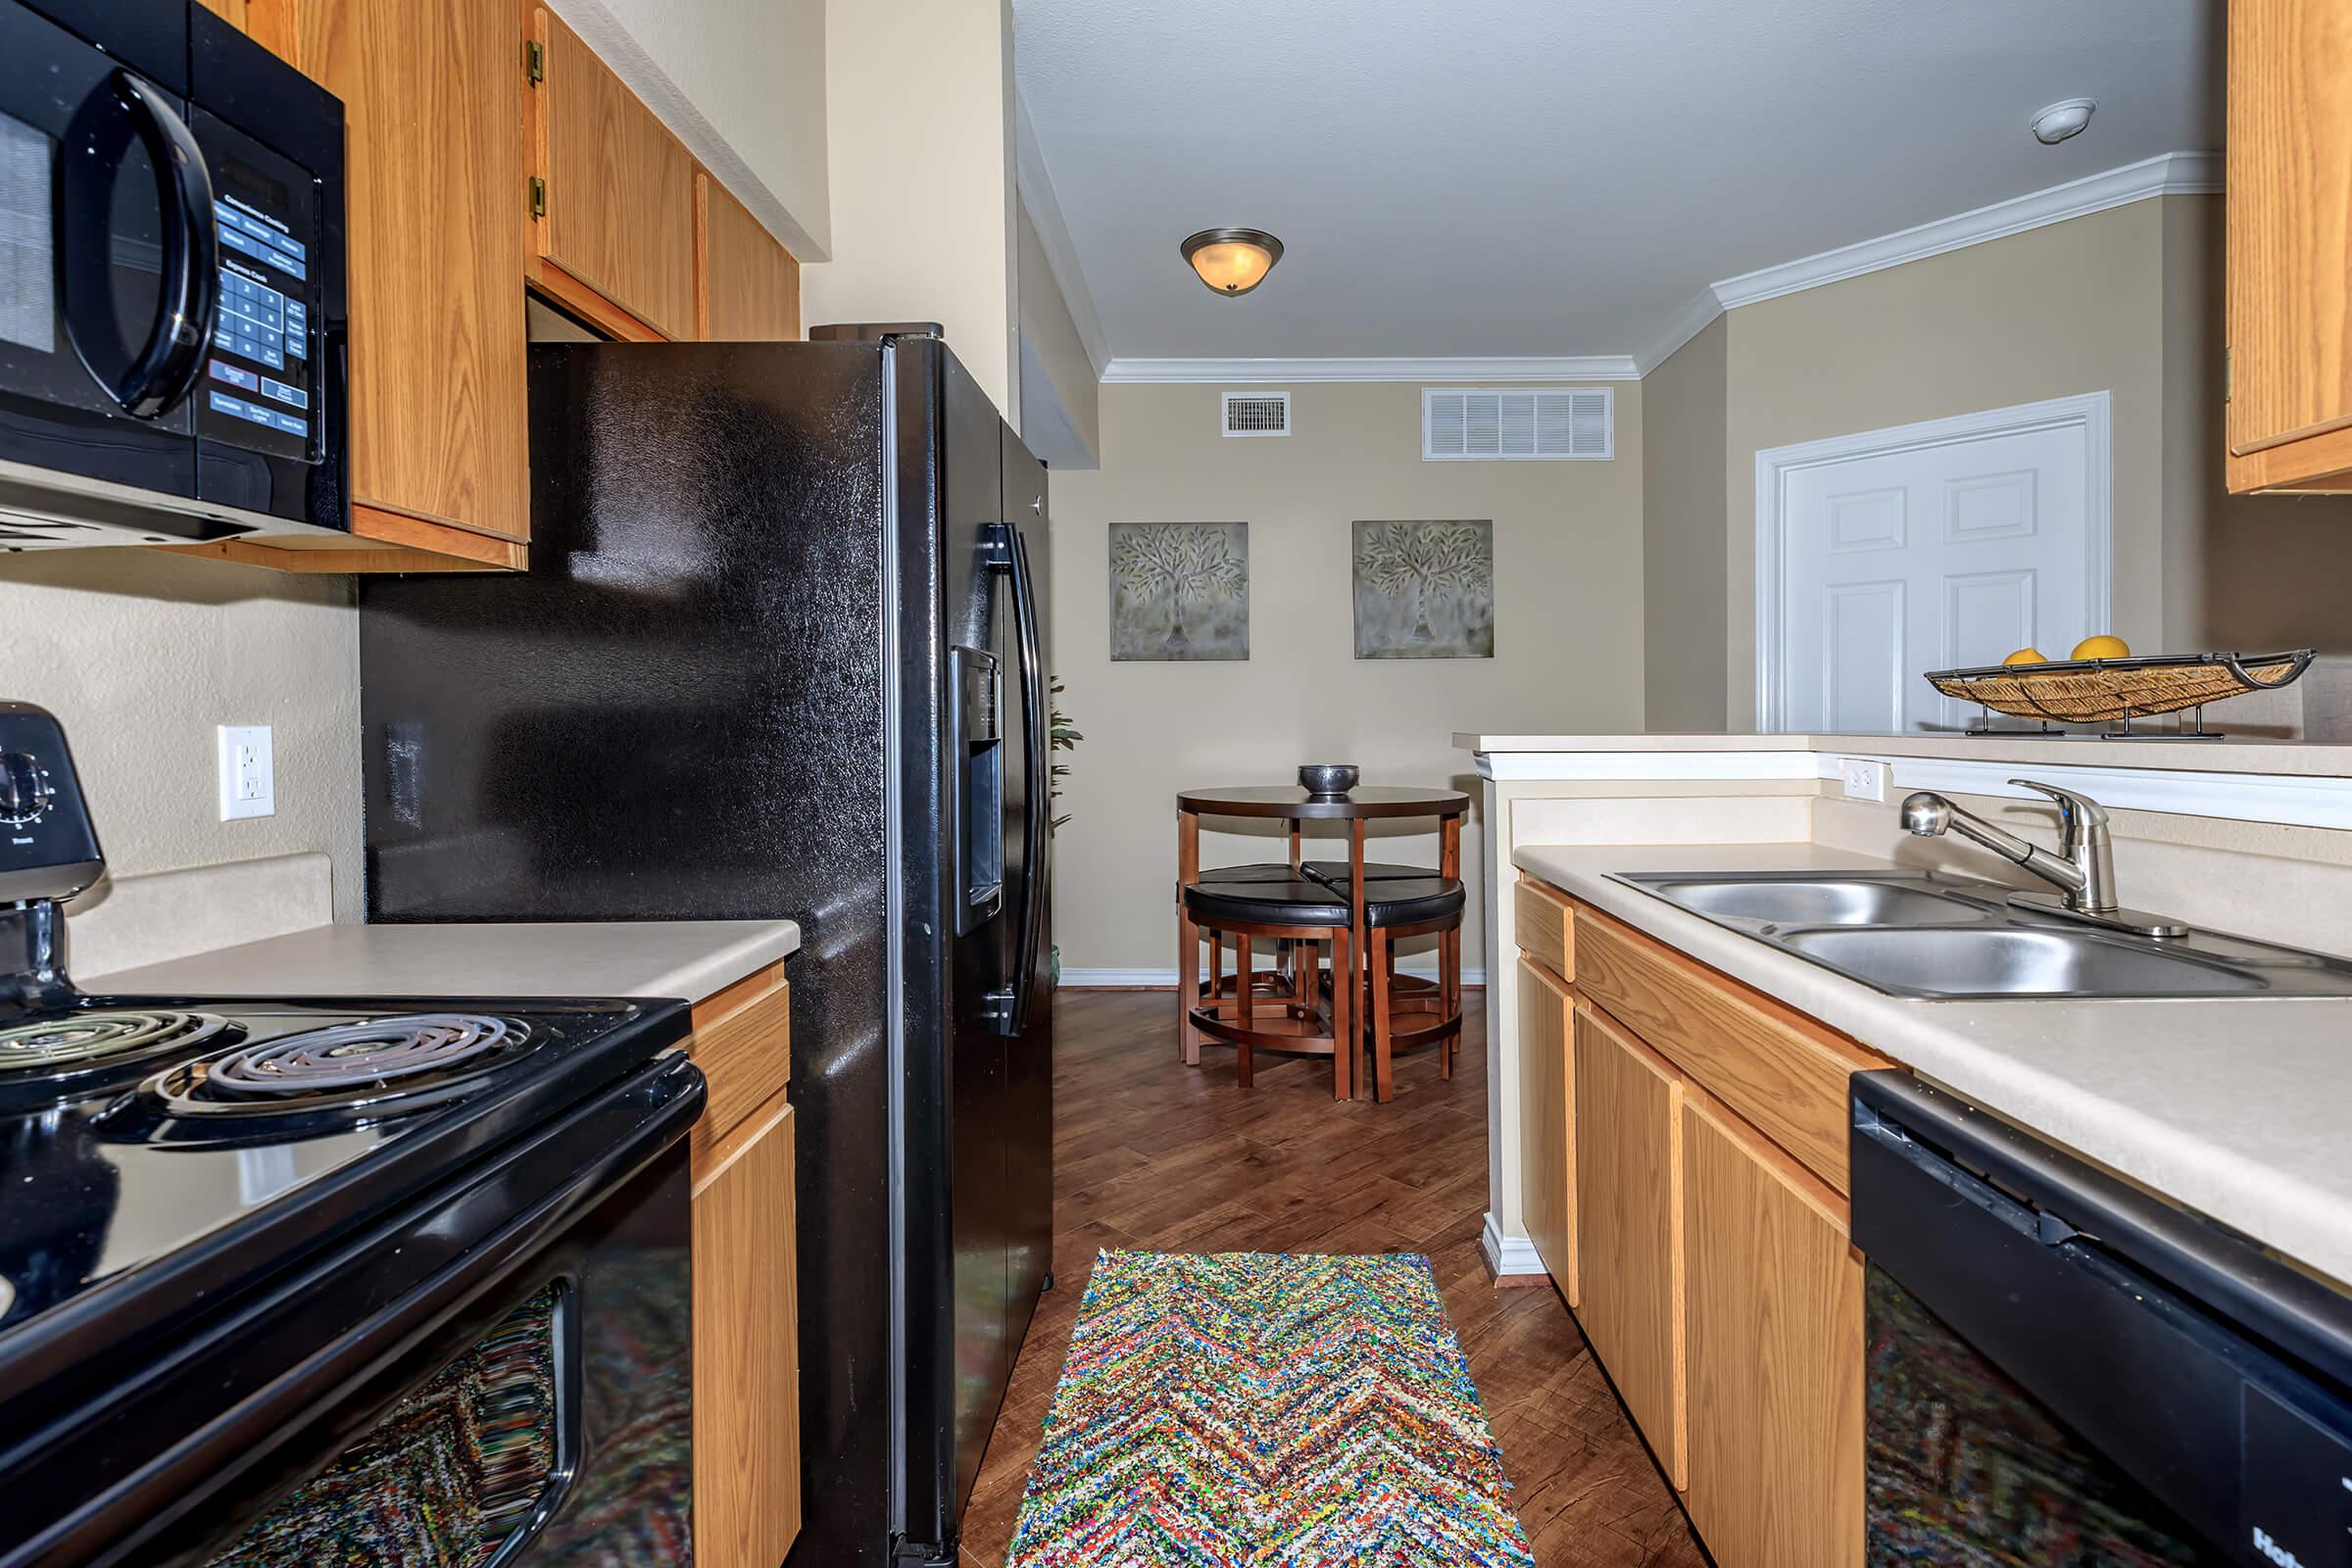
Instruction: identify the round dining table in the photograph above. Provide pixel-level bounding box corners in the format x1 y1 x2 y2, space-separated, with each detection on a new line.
1174 784 1470 1074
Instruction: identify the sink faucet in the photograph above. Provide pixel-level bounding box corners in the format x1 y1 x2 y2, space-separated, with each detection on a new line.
1899 779 2187 938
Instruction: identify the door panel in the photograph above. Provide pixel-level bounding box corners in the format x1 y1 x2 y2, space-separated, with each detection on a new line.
303 0 527 537
1517 957 1576 1303
1573 1001 1687 1487
1772 416 2094 732
695 172 798 341
937 346 1013 1527
529 7 696 338
693 1097 803 1568
1000 425 1054 1349
1684 1096 1864 1568
2226 0 2352 460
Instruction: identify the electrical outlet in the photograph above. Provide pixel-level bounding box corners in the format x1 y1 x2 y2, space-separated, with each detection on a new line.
1841 757 1887 803
218 725 274 820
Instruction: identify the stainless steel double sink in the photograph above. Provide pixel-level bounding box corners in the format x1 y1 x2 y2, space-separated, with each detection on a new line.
1610 870 2352 1001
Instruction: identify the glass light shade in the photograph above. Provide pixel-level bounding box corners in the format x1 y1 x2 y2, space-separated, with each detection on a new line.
1181 228 1283 296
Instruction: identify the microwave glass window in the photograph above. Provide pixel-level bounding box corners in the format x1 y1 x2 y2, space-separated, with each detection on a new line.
0 112 53 353
99 135 167 377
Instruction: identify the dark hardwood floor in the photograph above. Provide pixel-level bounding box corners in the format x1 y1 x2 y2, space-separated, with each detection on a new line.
956 988 1707 1568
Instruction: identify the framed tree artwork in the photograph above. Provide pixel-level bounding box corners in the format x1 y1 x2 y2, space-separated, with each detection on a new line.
1351 519 1494 659
1107 521 1250 662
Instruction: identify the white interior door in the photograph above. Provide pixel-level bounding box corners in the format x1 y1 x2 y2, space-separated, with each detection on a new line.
1759 395 2110 733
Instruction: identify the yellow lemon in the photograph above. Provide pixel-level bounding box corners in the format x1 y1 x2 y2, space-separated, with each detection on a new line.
2070 634 2131 661
2002 647 2046 666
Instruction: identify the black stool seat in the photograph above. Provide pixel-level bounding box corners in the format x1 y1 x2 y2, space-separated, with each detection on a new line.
1302 859 1431 887
1198 861 1306 884
1184 877 1348 928
1364 877 1466 929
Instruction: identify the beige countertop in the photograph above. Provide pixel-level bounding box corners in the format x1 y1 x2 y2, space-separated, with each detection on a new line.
1461 731 2352 776
1514 841 2352 1286
87 920 801 1006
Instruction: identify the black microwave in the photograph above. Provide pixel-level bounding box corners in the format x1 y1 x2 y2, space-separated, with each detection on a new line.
0 0 346 550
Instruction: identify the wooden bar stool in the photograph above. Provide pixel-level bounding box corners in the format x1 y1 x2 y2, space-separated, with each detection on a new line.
1359 876 1467 1102
1181 876 1354 1099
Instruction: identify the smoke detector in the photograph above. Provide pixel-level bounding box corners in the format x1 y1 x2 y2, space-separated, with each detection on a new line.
2030 98 2096 145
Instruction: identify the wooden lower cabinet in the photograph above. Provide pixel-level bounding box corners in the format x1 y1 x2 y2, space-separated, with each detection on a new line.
691 1090 802 1568
1683 1095 1865 1568
1572 1001 1687 1488
1516 956 1577 1302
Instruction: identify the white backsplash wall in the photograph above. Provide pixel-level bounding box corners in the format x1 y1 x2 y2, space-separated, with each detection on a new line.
0 550 363 925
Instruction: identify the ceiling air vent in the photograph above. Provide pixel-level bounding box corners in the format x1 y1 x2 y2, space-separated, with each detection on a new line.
1222 391 1291 437
1424 387 1612 462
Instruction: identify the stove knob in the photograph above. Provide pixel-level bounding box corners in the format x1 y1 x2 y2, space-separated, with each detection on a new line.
0 753 50 824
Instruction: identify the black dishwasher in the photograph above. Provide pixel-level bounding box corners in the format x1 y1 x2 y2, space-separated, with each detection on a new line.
1850 1071 2352 1567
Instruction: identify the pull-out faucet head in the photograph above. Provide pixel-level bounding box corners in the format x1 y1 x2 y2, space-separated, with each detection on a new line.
1900 792 1952 837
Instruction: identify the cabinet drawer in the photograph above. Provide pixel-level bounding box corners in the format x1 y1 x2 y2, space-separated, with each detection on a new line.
1514 875 1574 977
688 963 791 1168
1575 906 1884 1196
1573 999 1686 1488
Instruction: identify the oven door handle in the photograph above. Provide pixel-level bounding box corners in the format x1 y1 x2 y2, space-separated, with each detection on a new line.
112 74 218 418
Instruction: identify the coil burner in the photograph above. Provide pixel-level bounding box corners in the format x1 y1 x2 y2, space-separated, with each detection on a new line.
0 1010 237 1073
151 1014 537 1122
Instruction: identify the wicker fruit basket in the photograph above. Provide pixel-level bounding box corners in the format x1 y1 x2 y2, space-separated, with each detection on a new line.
1923 650 2314 725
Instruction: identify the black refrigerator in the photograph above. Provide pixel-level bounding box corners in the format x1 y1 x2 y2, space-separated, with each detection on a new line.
357 331 1054 1568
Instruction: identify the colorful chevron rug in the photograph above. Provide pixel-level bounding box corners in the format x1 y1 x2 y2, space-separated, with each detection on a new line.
1005 1250 1536 1567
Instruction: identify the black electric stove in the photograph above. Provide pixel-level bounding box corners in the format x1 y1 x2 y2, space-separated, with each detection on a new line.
0 703 704 1568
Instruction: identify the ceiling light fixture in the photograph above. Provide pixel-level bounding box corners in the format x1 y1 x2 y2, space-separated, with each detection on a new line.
2030 98 2096 145
1182 227 1284 297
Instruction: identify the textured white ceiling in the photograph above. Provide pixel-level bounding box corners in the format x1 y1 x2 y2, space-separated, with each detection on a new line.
1012 0 2220 363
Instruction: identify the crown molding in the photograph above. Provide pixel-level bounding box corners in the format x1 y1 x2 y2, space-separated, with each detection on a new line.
1711 150 2222 312
1100 355 1642 385
1628 150 2220 377
1014 92 1112 378
1632 287 1731 376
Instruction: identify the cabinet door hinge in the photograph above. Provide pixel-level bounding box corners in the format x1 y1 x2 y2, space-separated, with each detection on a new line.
528 176 547 220
524 39 545 84
2225 346 2233 404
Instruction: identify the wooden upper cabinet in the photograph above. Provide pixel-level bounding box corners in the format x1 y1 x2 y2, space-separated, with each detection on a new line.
696 173 801 341
2227 0 2352 491
527 8 698 340
1573 1000 1687 1489
1682 1095 1864 1568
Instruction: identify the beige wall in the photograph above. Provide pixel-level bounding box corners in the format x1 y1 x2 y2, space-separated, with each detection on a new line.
1722 200 2169 727
1017 200 1100 467
802 0 1018 423
1642 314 1729 731
1660 193 2352 729
0 553 362 920
550 0 829 260
1047 380 1645 978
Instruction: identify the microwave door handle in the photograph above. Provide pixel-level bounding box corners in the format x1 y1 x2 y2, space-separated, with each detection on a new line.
110 74 218 417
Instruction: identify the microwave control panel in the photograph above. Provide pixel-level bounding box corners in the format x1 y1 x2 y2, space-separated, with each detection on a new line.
194 135 319 464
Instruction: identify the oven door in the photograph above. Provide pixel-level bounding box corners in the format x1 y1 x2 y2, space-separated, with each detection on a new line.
0 1054 705 1568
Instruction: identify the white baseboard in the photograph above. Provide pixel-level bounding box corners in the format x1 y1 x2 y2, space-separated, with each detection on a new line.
1481 1212 1546 1279
1060 965 1487 989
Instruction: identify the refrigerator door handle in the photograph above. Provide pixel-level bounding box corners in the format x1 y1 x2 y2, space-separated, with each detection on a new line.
985 520 1051 1035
